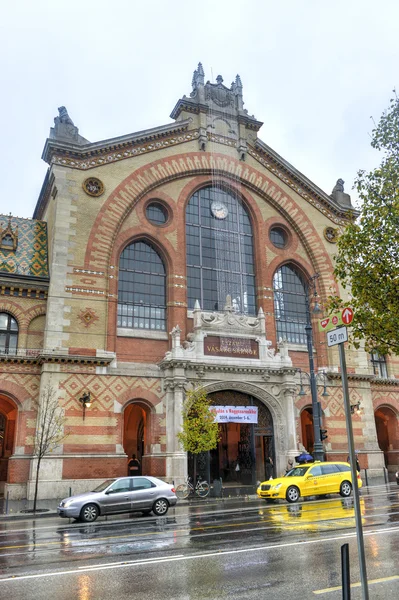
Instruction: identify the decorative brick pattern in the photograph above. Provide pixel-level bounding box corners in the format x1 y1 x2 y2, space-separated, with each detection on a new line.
0 215 48 277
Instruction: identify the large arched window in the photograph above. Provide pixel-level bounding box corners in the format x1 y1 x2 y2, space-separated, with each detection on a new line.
273 265 308 344
186 186 256 314
117 241 166 331
0 313 18 355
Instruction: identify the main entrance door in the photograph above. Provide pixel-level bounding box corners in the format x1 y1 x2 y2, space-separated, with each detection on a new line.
189 390 274 487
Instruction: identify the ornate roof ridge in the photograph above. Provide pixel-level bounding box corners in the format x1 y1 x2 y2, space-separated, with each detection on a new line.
253 138 358 217
42 119 193 164
0 213 46 224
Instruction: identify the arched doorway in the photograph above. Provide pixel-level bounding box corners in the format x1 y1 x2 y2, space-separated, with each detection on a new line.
0 394 18 492
192 390 274 487
123 402 150 475
301 407 314 454
374 406 399 468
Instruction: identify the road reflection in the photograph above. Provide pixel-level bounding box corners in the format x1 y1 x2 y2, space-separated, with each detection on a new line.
78 574 94 600
263 497 366 531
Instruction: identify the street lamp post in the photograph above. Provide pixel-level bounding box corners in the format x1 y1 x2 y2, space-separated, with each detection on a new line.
304 274 325 462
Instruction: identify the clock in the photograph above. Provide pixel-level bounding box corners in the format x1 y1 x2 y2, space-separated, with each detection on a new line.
210 200 228 219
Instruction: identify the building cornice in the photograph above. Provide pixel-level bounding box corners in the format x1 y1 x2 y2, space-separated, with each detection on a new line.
170 98 263 132
326 371 399 386
41 119 193 165
37 121 356 223
0 350 115 366
251 139 358 219
159 358 297 378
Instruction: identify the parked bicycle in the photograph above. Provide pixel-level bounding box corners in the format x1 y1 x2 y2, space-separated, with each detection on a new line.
176 476 210 499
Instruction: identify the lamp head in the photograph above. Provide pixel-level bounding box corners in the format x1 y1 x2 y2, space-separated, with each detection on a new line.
312 301 322 315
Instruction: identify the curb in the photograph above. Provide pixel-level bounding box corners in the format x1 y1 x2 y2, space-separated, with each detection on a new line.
0 510 59 521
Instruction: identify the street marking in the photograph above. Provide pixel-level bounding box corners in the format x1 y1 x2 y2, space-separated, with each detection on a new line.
314 574 399 594
0 525 399 583
1 500 399 551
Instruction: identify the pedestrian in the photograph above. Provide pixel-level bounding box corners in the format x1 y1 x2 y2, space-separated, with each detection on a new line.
296 451 313 464
234 459 241 482
266 456 273 479
285 458 294 474
128 453 141 476
347 452 360 473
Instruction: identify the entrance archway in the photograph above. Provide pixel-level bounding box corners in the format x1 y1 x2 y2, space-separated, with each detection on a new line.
374 406 399 468
192 390 275 487
0 394 18 491
123 402 150 475
300 407 314 454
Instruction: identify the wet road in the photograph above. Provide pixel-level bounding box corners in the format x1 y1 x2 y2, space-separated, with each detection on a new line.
0 483 398 599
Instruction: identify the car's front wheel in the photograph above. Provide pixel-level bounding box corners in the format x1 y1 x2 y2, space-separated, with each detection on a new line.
80 503 99 522
340 481 352 497
152 498 169 516
286 486 300 503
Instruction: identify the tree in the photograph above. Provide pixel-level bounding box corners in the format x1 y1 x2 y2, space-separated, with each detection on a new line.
177 385 220 483
330 93 399 355
32 383 66 512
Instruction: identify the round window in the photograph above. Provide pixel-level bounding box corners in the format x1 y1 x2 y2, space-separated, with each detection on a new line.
146 202 168 225
269 226 288 249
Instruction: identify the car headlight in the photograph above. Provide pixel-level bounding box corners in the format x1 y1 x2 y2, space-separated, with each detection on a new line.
273 483 282 490
63 500 75 508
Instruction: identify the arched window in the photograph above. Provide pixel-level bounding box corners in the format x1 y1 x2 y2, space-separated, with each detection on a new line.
117 241 166 331
186 186 256 314
273 265 308 344
0 313 18 355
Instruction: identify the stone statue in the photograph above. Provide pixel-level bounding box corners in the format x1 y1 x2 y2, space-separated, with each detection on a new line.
332 178 344 194
56 106 75 126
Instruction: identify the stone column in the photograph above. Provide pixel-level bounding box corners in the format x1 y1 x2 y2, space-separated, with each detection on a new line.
282 385 299 461
164 376 187 485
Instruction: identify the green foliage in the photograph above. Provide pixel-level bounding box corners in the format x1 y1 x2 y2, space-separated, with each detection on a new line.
330 93 399 355
177 386 220 454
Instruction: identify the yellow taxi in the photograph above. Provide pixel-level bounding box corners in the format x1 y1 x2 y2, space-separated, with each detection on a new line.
257 461 362 503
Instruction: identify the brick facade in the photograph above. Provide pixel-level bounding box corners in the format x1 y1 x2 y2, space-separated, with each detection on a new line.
1 67 398 499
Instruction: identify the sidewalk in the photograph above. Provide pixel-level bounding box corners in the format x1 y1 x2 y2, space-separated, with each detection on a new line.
0 490 257 521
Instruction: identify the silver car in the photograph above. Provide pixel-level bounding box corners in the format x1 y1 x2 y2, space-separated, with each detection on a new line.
57 476 177 522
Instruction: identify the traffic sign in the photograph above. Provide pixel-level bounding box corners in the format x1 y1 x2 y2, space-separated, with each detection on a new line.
327 326 348 347
341 307 354 325
318 307 354 332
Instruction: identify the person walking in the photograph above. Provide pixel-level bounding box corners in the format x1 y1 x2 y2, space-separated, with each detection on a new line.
347 452 360 473
266 456 274 479
128 453 141 476
285 458 294 474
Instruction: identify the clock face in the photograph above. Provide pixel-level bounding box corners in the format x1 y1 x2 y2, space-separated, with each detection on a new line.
210 200 228 219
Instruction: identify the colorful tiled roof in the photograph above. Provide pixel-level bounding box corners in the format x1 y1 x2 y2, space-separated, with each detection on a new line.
0 215 49 278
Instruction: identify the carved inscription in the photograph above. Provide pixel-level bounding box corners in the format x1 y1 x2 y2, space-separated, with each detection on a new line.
204 336 259 358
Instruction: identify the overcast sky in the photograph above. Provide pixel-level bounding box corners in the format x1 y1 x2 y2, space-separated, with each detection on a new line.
1 0 397 219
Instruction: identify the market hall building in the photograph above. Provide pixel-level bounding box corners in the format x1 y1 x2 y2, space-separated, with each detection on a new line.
0 65 398 499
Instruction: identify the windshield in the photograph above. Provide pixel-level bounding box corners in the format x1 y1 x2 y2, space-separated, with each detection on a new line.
91 479 116 492
285 467 310 477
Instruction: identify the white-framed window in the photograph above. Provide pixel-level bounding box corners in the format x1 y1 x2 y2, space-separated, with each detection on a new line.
370 353 388 378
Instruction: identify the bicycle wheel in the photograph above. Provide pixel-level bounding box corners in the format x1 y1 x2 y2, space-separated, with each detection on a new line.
176 484 190 500
196 481 210 498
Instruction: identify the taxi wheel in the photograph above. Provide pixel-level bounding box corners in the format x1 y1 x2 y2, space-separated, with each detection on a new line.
286 486 300 503
340 481 352 497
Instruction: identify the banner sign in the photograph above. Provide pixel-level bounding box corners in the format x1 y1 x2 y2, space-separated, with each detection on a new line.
204 336 259 359
210 405 258 423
